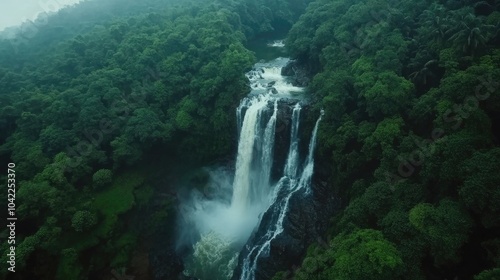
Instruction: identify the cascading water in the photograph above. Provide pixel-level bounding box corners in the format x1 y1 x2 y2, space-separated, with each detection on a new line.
180 57 322 280
284 104 301 179
268 40 285 48
257 100 278 203
240 108 323 280
231 94 273 214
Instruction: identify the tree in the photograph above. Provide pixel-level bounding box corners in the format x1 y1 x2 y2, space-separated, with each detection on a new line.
474 268 500 280
362 117 404 159
409 199 473 265
362 71 414 117
294 229 404 280
17 180 64 220
110 136 142 167
125 108 171 143
417 3 451 50
71 210 98 232
408 59 438 86
16 112 42 140
39 125 76 156
92 169 113 189
76 96 108 133
459 148 500 228
446 9 496 56
218 42 254 81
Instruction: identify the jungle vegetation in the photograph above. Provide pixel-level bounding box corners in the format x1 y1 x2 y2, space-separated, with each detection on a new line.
0 0 499 279
0 0 311 279
275 0 500 279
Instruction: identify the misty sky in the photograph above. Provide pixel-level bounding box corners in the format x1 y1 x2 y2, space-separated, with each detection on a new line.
0 0 83 31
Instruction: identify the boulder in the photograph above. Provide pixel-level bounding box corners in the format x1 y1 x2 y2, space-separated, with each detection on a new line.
281 61 295 77
280 60 310 87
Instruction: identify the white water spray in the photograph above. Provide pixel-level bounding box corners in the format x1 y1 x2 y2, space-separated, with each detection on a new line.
268 40 285 48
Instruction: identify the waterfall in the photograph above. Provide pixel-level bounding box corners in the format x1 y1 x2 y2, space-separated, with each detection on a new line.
257 100 278 204
302 109 324 195
284 103 301 179
236 101 244 136
181 57 321 280
231 94 272 214
240 110 323 280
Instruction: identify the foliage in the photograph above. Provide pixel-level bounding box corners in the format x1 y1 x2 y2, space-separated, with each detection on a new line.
56 248 83 280
285 0 500 278
71 210 98 232
0 0 312 277
1 0 499 278
92 168 113 189
92 172 142 239
474 268 500 280
409 199 473 265
294 229 404 280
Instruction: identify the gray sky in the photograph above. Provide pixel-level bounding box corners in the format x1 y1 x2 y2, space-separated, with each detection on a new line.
0 0 83 31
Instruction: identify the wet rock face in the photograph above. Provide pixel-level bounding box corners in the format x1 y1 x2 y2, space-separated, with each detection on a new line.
150 244 184 280
149 211 190 280
232 178 336 280
281 60 310 87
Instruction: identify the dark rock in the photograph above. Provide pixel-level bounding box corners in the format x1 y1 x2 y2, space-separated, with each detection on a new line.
267 81 276 87
278 98 308 107
149 209 187 280
270 100 310 181
294 73 310 87
269 87 278 95
281 61 295 77
280 60 310 87
232 175 337 280
150 245 184 280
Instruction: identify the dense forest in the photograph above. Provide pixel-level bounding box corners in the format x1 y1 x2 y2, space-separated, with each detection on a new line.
280 0 500 279
0 0 499 279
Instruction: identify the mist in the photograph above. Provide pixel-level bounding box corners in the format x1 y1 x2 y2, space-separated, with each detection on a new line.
177 166 262 279
0 0 83 32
